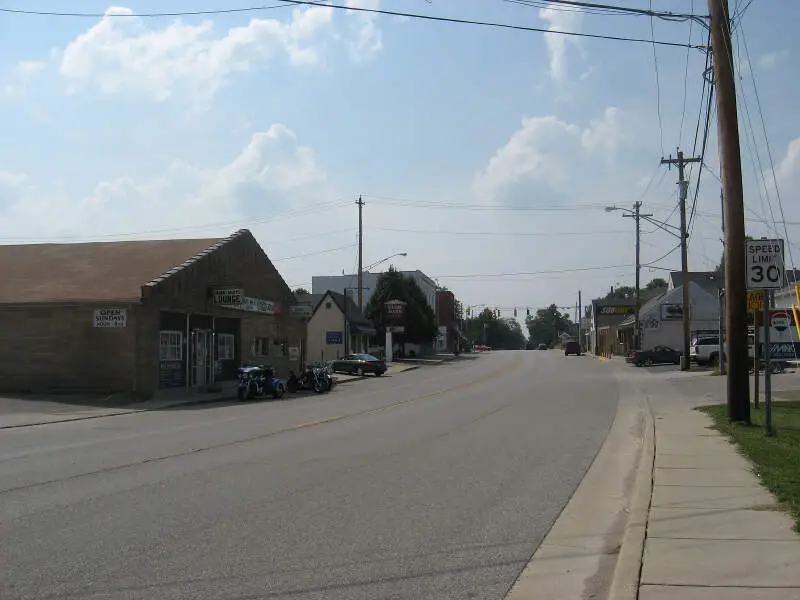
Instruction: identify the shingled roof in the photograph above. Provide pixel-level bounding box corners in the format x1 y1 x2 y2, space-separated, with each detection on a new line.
0 230 245 304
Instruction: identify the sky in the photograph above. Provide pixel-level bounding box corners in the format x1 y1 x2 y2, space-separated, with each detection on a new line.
2 0 800 328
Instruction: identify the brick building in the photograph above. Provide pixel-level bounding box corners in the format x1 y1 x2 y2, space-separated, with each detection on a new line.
435 290 464 352
0 229 303 396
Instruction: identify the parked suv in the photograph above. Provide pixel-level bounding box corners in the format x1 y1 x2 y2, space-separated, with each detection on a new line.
690 336 724 366
564 341 581 356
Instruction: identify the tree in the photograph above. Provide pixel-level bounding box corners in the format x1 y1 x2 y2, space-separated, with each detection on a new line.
645 278 668 290
465 308 526 349
365 267 438 344
525 304 573 346
294 287 310 296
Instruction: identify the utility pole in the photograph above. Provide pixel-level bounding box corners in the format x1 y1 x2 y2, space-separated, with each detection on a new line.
709 0 750 422
578 290 583 351
623 202 652 352
661 150 701 371
357 195 365 310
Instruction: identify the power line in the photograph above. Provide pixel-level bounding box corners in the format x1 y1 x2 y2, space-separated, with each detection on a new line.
372 226 631 238
437 264 633 279
501 0 706 21
0 0 707 48
649 0 664 155
0 4 290 18
678 0 695 147
272 242 356 262
643 242 681 266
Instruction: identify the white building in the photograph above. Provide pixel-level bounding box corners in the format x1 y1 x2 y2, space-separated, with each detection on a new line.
311 270 438 316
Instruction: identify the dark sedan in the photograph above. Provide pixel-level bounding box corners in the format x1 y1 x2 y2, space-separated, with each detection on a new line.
630 345 682 367
331 353 387 376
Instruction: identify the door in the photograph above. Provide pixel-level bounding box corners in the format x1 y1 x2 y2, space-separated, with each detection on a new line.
191 329 213 387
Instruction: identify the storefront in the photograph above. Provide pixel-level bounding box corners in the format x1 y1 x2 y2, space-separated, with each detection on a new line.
0 229 304 396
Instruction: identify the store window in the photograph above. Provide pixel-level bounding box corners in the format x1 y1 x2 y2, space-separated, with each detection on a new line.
253 337 270 357
159 331 183 361
218 333 235 360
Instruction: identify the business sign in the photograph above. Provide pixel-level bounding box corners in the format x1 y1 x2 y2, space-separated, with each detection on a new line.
597 305 634 316
290 304 313 318
213 288 243 306
326 331 343 345
660 303 684 321
288 346 300 360
385 299 407 323
93 308 127 328
756 309 800 360
747 290 764 313
746 239 785 289
213 287 276 315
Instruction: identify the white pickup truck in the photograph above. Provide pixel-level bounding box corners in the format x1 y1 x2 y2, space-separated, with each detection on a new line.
689 335 723 366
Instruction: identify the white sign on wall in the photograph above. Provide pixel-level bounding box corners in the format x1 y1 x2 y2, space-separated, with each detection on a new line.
93 308 127 328
746 239 785 290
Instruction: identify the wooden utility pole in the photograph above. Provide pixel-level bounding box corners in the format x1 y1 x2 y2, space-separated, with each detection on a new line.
661 151 701 370
708 0 750 422
624 202 652 351
357 195 365 310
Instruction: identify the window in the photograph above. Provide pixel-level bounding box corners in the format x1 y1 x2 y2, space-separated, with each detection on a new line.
253 337 269 357
159 331 183 361
218 333 235 360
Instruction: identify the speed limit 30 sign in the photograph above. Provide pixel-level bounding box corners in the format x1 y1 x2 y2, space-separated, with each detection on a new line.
746 238 785 289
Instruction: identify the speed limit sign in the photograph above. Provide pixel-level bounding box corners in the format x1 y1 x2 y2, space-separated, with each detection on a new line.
746 239 785 289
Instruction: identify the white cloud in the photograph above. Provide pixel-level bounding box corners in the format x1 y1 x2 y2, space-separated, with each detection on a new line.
473 108 627 205
345 0 383 63
758 50 789 70
58 5 336 102
0 124 329 242
539 4 583 82
1 60 47 99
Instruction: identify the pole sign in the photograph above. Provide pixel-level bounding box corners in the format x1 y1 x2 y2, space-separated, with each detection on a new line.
746 239 785 289
747 290 764 313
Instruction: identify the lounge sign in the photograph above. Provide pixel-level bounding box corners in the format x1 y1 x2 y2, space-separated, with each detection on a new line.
213 288 276 315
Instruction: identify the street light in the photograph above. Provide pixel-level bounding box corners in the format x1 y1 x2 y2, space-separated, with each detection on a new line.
365 252 408 272
359 252 407 310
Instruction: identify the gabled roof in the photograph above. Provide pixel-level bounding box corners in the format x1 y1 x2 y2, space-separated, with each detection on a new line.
669 271 722 290
0 229 247 304
312 290 372 327
618 281 718 327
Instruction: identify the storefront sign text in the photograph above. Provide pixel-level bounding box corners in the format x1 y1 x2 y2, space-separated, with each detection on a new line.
93 308 127 328
213 288 244 306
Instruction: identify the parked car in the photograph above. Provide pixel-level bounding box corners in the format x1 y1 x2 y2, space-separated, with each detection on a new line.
564 341 581 356
690 335 723 366
331 353 387 376
631 345 682 367
537 343 548 350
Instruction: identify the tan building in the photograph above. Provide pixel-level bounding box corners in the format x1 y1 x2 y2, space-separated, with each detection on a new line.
0 229 303 396
305 291 376 363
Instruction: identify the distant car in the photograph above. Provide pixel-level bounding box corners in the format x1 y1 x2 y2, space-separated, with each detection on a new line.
331 353 387 376
537 343 548 350
630 345 681 367
564 341 581 356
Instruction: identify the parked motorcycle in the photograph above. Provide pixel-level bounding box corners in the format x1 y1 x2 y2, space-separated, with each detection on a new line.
237 365 286 400
287 365 330 394
309 361 334 391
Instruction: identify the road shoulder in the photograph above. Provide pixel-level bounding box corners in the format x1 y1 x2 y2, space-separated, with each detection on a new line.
505 364 655 600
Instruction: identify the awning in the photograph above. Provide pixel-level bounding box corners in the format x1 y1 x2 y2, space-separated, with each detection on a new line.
351 324 376 336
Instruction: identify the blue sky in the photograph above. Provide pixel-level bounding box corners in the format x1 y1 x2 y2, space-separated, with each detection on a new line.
2 0 799 322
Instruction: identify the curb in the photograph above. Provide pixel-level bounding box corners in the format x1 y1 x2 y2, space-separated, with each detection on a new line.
608 400 656 600
334 365 419 385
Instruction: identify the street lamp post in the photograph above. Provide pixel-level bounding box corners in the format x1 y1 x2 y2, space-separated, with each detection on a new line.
359 252 408 310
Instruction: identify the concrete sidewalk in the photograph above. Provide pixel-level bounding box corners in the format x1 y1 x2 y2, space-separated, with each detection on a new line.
637 386 800 599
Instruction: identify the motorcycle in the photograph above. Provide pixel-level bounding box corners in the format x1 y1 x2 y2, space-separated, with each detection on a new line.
310 361 334 391
237 365 286 400
287 364 330 394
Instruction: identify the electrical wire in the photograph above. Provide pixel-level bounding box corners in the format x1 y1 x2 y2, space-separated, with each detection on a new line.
678 0 695 147
649 0 664 155
437 264 633 279
0 1 707 48
501 0 706 21
272 242 356 262
0 4 291 17
372 226 631 238
644 242 681 267
740 25 796 272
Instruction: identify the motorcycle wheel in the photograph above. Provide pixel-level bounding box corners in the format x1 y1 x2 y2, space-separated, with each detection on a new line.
313 379 325 393
237 387 246 401
273 383 285 399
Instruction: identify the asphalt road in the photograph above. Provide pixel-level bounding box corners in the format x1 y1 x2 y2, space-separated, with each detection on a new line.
0 350 620 600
